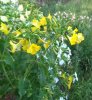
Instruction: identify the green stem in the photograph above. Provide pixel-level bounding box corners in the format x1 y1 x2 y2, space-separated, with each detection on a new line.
2 64 14 88
24 64 31 80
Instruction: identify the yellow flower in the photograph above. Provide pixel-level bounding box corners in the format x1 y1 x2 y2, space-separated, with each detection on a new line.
68 33 78 45
31 26 38 32
38 38 45 44
69 32 84 45
67 26 72 31
44 40 51 49
19 38 29 51
32 19 40 28
77 33 84 44
13 30 22 36
9 41 18 53
44 26 47 32
27 44 41 55
67 76 73 89
0 22 9 35
40 16 47 26
31 19 40 32
47 13 52 20
73 28 78 33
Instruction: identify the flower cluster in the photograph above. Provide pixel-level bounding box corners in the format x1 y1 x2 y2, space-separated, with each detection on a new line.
0 1 84 99
54 11 92 23
67 26 84 45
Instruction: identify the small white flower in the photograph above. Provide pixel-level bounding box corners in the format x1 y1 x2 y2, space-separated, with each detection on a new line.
80 16 84 20
0 16 8 22
25 10 31 18
54 13 57 16
86 16 89 19
58 71 62 75
20 14 26 22
57 49 62 58
54 77 59 83
64 53 70 60
36 54 40 59
67 47 72 56
0 0 10 4
52 32 55 34
59 60 65 66
71 14 76 20
18 4 24 12
48 67 53 71
61 37 64 42
58 11 60 14
63 53 68 58
61 43 67 48
52 85 55 90
73 72 78 83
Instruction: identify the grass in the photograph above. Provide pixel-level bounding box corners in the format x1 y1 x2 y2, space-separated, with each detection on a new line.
40 0 92 16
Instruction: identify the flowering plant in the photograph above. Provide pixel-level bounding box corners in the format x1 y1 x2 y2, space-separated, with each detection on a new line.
0 1 84 99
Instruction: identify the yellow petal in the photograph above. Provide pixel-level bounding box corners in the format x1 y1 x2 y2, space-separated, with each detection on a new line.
31 27 38 32
67 76 73 89
73 28 78 33
0 22 9 35
38 38 45 44
44 26 47 32
27 44 41 55
40 16 47 26
44 40 51 49
9 41 17 53
77 33 84 44
67 26 72 31
13 30 22 36
68 33 78 45
19 38 30 51
32 19 40 28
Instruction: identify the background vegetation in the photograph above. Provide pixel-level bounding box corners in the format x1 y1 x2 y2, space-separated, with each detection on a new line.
1 0 92 99
36 0 92 99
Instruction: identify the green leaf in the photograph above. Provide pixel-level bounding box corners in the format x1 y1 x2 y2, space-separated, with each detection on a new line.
18 78 26 98
4 52 14 66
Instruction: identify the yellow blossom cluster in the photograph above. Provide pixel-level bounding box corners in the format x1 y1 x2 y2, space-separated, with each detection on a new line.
31 14 52 32
0 15 84 57
9 38 50 55
10 39 41 55
31 17 47 32
0 14 52 55
68 26 84 45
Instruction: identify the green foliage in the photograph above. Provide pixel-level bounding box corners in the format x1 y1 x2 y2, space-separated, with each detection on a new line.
47 0 92 99
0 0 92 99
69 76 92 100
0 1 80 99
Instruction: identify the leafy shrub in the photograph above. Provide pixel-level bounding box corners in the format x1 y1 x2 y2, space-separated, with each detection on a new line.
0 1 85 100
